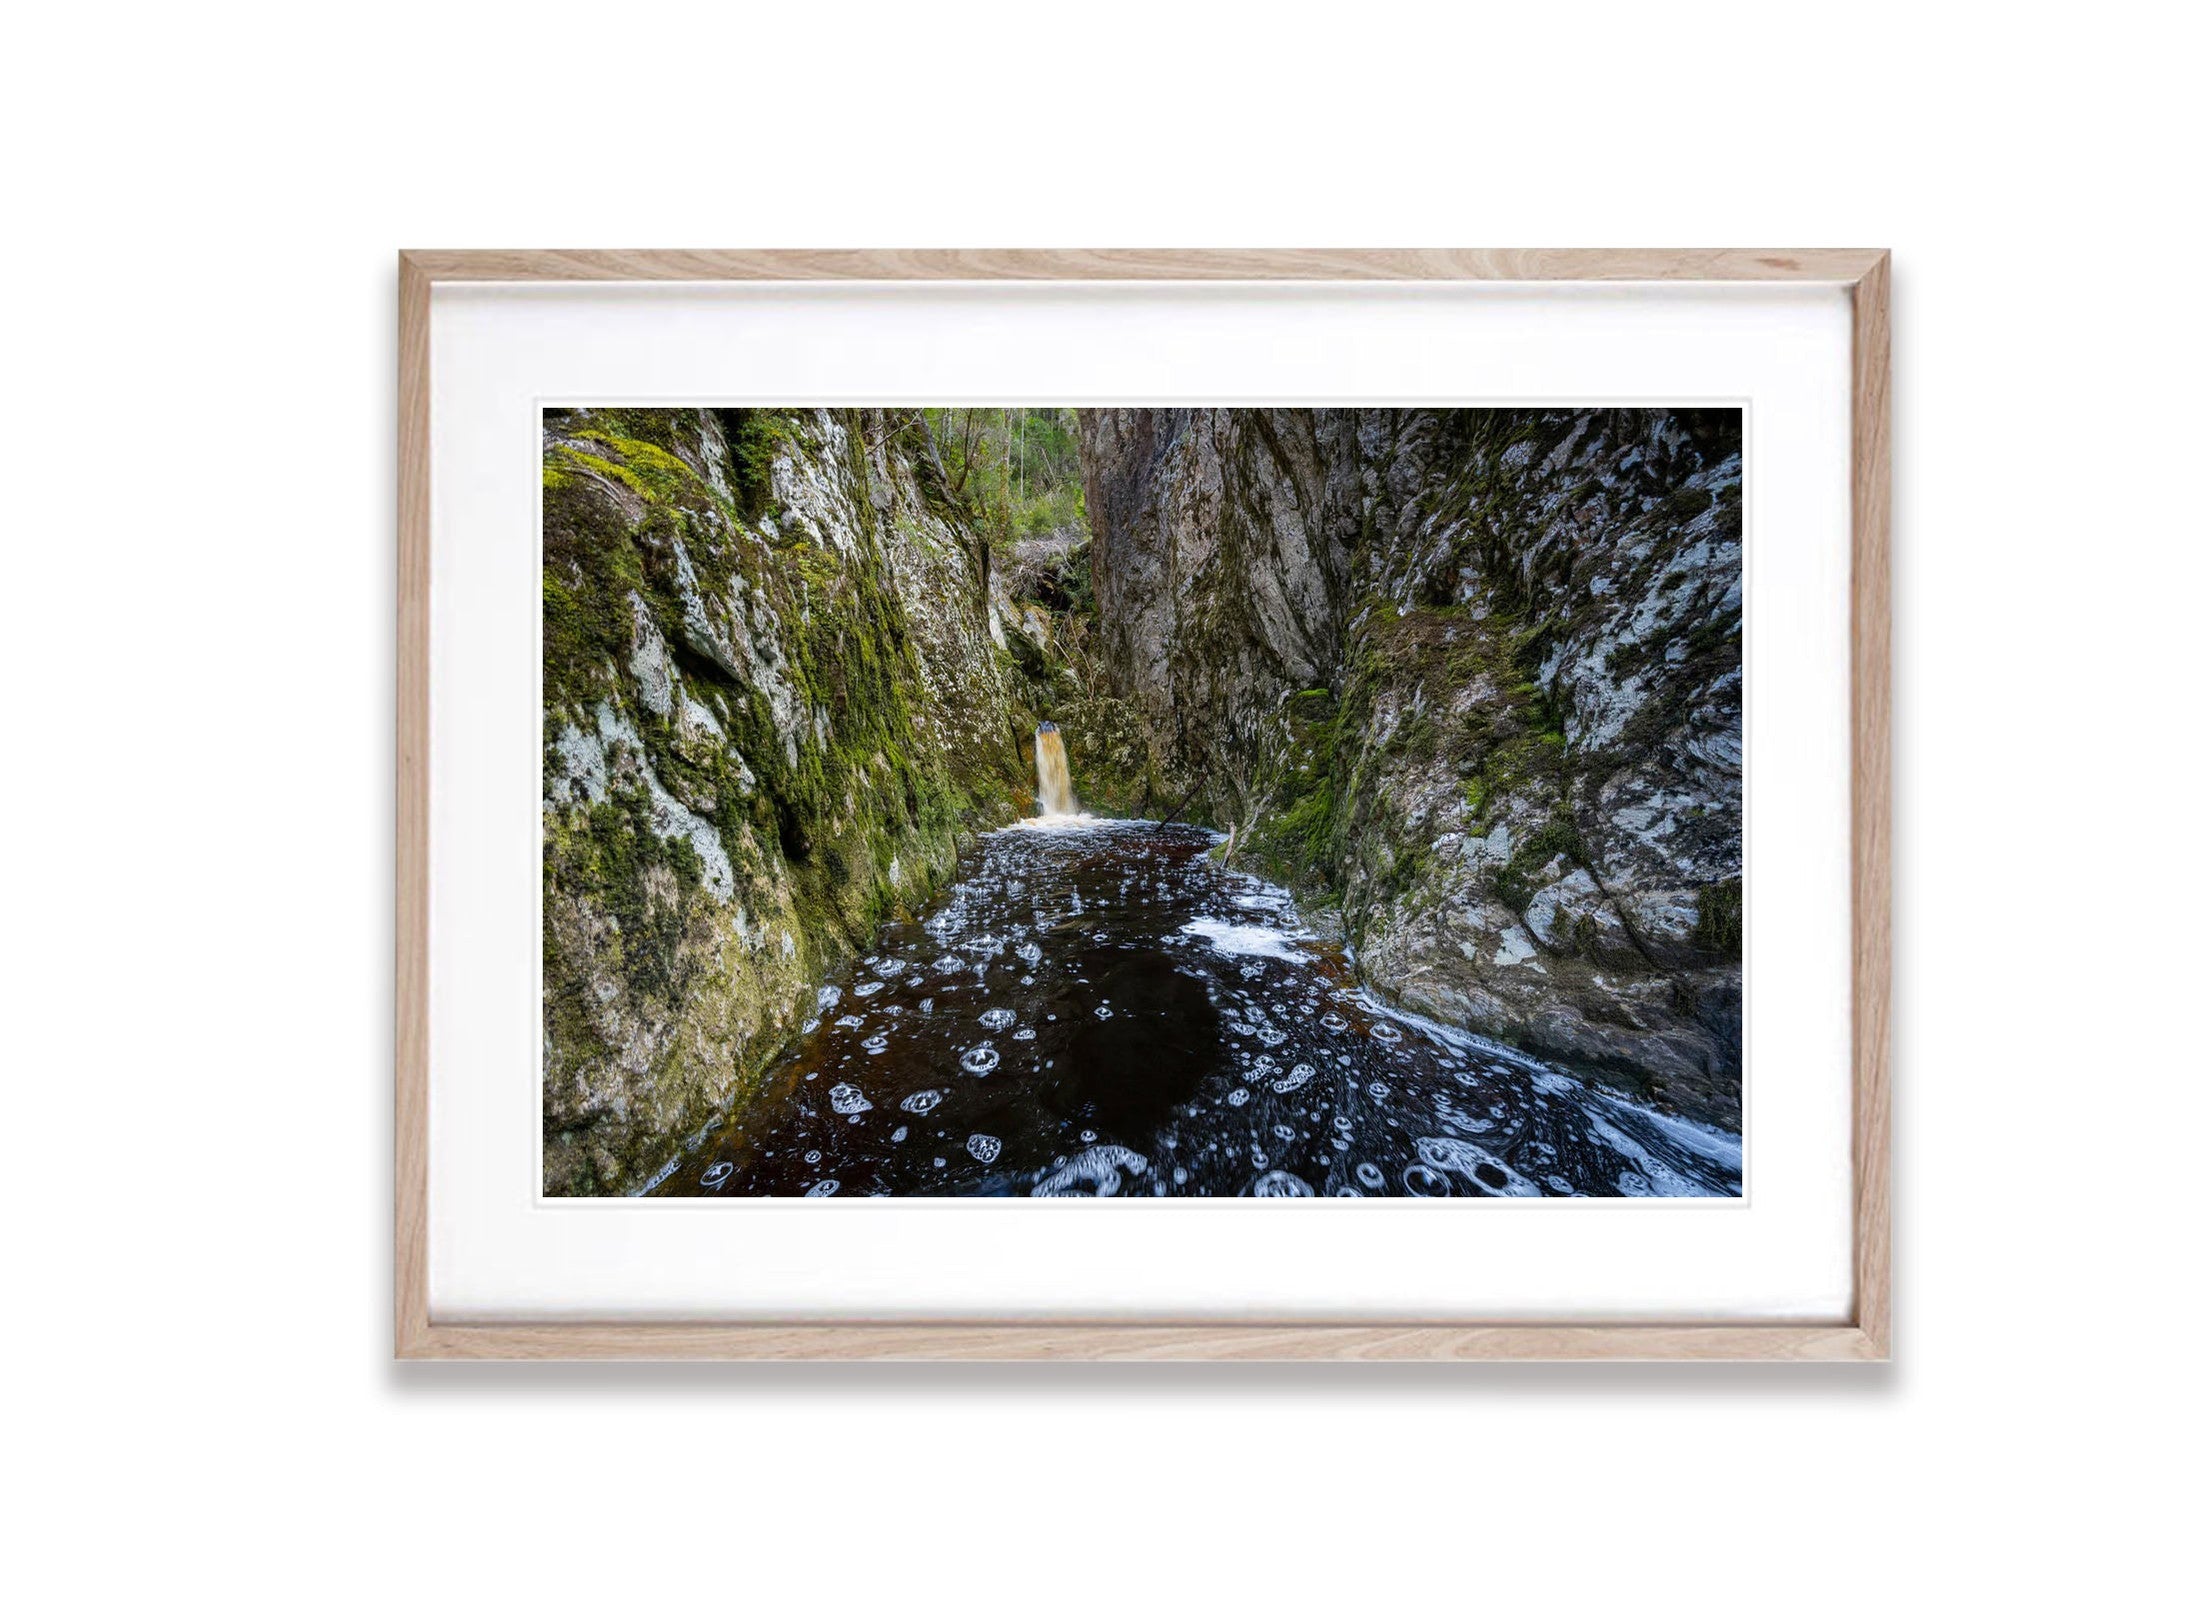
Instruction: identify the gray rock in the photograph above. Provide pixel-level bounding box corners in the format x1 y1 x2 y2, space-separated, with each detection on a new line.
1079 407 1745 1129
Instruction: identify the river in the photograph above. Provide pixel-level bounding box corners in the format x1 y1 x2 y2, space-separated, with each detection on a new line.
653 817 1741 1198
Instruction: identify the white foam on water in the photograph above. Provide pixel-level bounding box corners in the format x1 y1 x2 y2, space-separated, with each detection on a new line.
700 1162 734 1191
1226 1087 1250 1107
978 1007 1017 1032
804 1179 840 1198
1012 1027 1036 1041
1032 1145 1150 1198
828 1083 872 1115
960 1046 1000 1076
900 1089 945 1115
1416 1136 1541 1197
966 1133 1002 1164
1180 917 1312 964
1579 1103 1727 1197
1401 1163 1453 1197
1249 1170 1316 1197
1272 1061 1315 1093
1595 1094 1744 1170
853 981 884 998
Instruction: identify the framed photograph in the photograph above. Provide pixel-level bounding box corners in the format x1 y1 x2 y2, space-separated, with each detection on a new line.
397 249 1889 1359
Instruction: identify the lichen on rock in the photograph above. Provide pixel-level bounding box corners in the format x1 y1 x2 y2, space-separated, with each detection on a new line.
1076 407 1745 1129
541 407 1036 1193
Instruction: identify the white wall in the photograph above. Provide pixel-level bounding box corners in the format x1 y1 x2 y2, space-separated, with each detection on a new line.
7 3 2189 1593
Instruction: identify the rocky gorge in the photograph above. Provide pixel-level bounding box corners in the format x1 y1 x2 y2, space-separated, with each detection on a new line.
543 406 1743 1196
1076 409 1745 1131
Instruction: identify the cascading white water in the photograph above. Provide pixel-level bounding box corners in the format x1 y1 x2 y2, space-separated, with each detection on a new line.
1034 721 1079 817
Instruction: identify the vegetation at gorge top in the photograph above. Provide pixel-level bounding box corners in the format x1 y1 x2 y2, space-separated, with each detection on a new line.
916 407 1085 545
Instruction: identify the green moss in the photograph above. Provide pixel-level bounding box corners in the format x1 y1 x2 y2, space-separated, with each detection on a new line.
1697 878 1742 958
541 405 1043 1194
1491 814 1586 915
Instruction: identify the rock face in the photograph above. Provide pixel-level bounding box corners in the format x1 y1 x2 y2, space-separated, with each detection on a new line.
541 408 1033 1193
1078 409 1744 1129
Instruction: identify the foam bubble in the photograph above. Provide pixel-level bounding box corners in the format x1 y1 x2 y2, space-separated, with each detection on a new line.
1032 1145 1150 1197
960 1045 1000 1076
1272 1061 1315 1093
978 1007 1017 1032
1181 916 1311 964
1249 1170 1316 1197
805 1179 840 1198
900 1089 945 1114
700 1162 734 1191
828 1083 873 1115
967 1133 1002 1164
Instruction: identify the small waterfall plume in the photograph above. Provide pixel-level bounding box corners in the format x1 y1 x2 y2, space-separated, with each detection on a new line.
1034 721 1079 817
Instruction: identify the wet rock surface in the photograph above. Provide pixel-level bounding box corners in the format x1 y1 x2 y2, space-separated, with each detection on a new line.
661 821 1741 1198
541 408 1033 1194
1077 409 1745 1130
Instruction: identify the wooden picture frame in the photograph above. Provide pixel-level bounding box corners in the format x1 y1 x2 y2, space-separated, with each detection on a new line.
397 249 1890 1360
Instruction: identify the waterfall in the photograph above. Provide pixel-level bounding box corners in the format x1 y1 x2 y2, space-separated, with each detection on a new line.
1034 721 1079 817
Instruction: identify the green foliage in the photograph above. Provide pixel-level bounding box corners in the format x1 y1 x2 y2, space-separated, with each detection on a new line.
919 406 1085 543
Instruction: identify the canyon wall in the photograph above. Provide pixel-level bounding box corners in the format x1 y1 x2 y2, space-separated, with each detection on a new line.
541 408 1035 1193
1077 409 1744 1129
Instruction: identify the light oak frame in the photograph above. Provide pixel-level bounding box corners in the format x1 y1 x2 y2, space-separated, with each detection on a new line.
397 249 1891 1360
